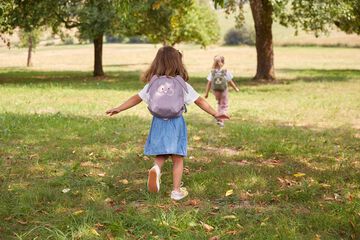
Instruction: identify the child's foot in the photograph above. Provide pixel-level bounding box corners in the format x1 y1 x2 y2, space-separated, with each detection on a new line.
170 187 188 201
147 165 161 193
216 121 224 128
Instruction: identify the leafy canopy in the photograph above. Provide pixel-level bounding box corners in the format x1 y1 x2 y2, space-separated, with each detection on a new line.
129 0 220 47
213 0 360 35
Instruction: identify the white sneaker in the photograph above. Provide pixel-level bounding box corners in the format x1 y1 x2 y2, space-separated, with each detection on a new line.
170 187 188 201
147 165 161 193
216 121 224 128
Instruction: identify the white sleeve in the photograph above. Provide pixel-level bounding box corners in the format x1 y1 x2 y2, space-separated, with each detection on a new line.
184 82 200 105
226 71 233 81
138 83 150 104
207 72 212 82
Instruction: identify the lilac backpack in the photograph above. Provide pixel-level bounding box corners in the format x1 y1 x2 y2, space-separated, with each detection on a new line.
146 75 188 119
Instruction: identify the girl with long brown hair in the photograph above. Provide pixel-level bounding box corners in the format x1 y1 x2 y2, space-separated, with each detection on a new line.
106 46 228 200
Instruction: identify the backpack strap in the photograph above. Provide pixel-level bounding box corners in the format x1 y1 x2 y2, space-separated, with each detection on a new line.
174 75 188 93
146 75 159 93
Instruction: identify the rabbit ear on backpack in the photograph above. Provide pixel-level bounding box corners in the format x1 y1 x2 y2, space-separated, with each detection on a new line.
146 75 159 93
174 75 188 93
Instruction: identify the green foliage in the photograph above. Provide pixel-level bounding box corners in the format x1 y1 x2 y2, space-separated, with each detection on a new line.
224 27 255 45
130 0 220 47
213 0 360 36
334 0 360 34
18 29 41 49
53 0 125 40
0 0 14 34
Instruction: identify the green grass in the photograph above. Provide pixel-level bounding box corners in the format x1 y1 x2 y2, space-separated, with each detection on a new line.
1 64 360 239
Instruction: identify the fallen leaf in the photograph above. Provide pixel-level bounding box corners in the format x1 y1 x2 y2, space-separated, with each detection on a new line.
95 223 105 230
107 233 115 240
89 152 94 156
170 225 181 231
201 221 214 232
188 221 197 227
225 189 234 197
90 228 100 236
17 220 28 225
222 215 237 220
73 210 84 215
319 183 331 188
143 156 150 161
293 172 306 177
225 230 239 235
62 188 71 193
98 173 106 177
209 236 220 240
314 234 321 240
193 136 201 141
119 179 129 184
185 199 201 206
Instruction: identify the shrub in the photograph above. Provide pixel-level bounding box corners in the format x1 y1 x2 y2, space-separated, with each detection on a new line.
127 36 149 44
105 35 124 43
224 27 255 46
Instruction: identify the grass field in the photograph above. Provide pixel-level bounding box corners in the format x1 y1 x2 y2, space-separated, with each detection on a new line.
1 44 360 239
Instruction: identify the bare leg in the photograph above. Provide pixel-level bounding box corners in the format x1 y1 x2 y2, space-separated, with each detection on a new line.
155 155 167 169
171 155 184 192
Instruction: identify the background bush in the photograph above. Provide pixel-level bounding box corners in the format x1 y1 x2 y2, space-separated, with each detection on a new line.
224 27 255 45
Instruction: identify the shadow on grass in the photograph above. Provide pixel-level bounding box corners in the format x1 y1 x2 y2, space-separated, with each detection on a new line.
1 68 359 93
277 68 360 83
1 112 360 238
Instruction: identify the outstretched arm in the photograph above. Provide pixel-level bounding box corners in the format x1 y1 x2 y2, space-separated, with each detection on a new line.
106 94 142 116
204 81 211 98
229 80 239 92
195 97 229 120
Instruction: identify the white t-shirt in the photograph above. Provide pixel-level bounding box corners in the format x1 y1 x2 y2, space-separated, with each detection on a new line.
207 69 233 82
138 82 200 105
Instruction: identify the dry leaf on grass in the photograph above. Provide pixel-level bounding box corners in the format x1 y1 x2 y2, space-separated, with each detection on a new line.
119 179 129 184
185 199 201 206
209 236 220 240
201 221 214 232
107 233 115 240
193 136 201 141
293 172 306 177
98 173 106 177
73 210 84 215
17 220 28 225
90 228 100 236
226 230 239 235
225 189 234 197
222 215 237 220
277 177 297 188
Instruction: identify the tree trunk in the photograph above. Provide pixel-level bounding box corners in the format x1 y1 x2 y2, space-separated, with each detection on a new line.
250 0 275 81
27 34 33 67
93 34 104 77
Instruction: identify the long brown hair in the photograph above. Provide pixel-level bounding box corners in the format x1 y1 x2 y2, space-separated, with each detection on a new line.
212 55 225 70
141 46 189 82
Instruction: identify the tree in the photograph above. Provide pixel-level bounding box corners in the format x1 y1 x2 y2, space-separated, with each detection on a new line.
213 0 360 81
1 0 53 65
130 0 220 47
18 29 42 67
0 0 14 46
52 0 129 77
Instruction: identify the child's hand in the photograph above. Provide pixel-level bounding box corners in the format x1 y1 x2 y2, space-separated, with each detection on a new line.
235 87 240 92
215 113 230 121
204 93 209 99
106 107 121 116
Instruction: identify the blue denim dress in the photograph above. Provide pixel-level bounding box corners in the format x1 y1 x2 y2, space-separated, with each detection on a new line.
144 115 187 157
